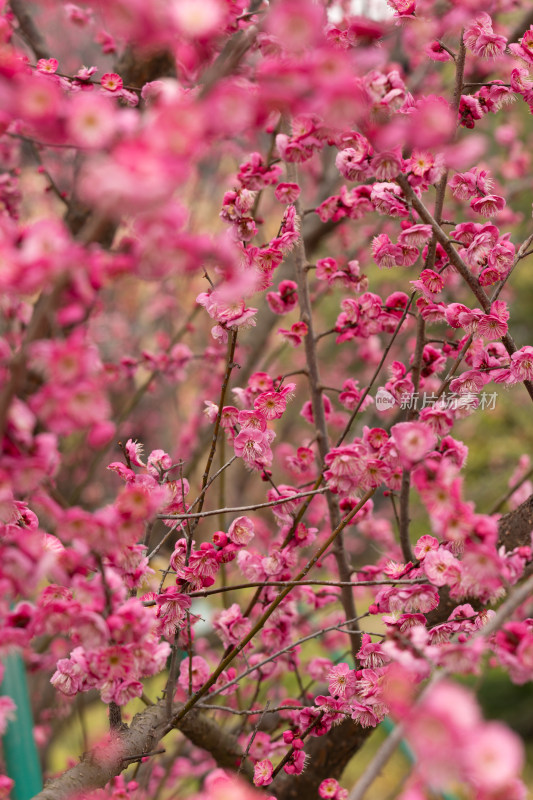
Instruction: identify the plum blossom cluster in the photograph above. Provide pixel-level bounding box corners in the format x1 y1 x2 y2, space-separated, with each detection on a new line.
49 589 170 706
206 376 297 472
334 290 412 343
323 421 438 497
2 2 533 800
398 681 525 800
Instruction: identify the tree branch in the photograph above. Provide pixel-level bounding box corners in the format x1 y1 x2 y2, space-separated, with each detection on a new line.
396 174 533 403
287 158 362 663
10 0 50 60
32 701 252 800
31 488 533 800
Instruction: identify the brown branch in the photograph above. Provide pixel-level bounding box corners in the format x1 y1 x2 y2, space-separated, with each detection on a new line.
31 488 533 800
32 701 252 800
274 720 370 800
1 47 183 444
287 159 361 662
398 313 426 563
9 0 50 60
348 571 533 800
396 174 533 403
277 492 533 799
157 487 327 520
32 704 168 800
497 491 533 551
170 491 375 727
508 9 533 44
194 329 238 521
424 490 533 626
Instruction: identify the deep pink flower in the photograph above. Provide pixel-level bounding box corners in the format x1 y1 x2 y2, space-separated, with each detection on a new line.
253 760 273 787
100 72 123 92
459 95 485 128
398 224 432 247
279 321 308 347
387 0 416 17
449 171 478 200
156 588 191 637
178 656 210 692
234 427 274 469
470 194 505 217
465 722 524 791
318 778 342 799
227 516 254 546
371 151 402 181
391 422 437 469
327 663 356 698
413 535 439 560
275 182 300 203
423 548 462 587
214 603 251 647
425 41 452 62
357 634 388 668
509 26 533 65
372 233 402 268
316 257 338 281
254 383 295 420
324 443 366 496
335 147 369 181
350 701 380 728
464 14 507 58
370 183 408 218
37 58 59 75
283 749 306 775
510 346 533 381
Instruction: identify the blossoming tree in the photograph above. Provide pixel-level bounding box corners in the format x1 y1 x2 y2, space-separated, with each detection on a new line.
2 0 533 799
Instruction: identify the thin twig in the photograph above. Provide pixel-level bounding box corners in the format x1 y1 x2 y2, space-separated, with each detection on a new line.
398 313 426 563
188 455 238 513
208 614 369 701
147 521 183 561
10 0 51 59
491 232 533 303
192 329 238 528
271 713 325 780
197 703 304 716
348 570 533 800
167 491 374 729
280 290 417 551
489 466 533 515
157 487 328 520
237 701 271 775
143 576 425 605
396 175 533 403
122 749 165 764
288 156 361 662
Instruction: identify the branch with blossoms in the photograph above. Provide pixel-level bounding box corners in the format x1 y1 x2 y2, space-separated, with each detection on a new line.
348 570 533 800
4 4 533 800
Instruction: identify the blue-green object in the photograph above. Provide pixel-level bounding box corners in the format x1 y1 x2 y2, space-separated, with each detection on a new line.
1 653 43 800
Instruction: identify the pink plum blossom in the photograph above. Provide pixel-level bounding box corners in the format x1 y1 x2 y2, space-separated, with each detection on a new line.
391 422 437 469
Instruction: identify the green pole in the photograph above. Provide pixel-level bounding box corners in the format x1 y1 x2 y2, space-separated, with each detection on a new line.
1 653 43 800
